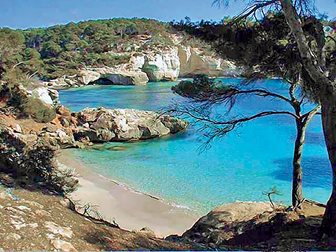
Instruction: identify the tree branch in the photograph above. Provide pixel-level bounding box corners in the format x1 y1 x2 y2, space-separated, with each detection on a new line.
233 89 293 103
231 0 277 23
326 36 336 44
302 104 321 123
185 108 299 147
193 87 293 106
172 106 299 126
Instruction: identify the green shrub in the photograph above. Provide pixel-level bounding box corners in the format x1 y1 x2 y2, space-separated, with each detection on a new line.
22 97 56 123
172 74 229 99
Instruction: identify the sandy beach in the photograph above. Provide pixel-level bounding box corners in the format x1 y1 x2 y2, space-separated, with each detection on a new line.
57 149 200 238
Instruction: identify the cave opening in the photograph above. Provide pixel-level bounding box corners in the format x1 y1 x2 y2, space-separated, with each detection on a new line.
92 78 115 85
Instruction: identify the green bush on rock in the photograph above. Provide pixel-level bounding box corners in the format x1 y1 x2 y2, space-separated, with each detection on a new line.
0 128 78 194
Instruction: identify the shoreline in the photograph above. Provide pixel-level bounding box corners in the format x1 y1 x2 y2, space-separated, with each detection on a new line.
57 149 200 238
54 76 239 91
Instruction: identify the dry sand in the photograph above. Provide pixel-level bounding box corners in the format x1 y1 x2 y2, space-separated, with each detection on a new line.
57 149 200 238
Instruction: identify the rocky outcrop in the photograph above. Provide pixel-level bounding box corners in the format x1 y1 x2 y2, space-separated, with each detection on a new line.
167 201 327 250
45 68 149 89
174 202 274 249
1 84 187 146
74 108 188 142
139 48 180 81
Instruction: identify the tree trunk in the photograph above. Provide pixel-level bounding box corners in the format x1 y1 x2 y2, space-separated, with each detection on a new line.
292 120 305 208
319 97 336 238
279 0 335 237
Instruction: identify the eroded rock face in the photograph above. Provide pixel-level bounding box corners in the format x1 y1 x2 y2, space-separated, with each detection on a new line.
74 108 188 142
31 88 54 105
178 46 242 77
140 48 180 81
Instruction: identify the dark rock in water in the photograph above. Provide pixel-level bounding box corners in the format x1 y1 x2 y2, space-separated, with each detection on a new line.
106 145 128 151
89 145 106 151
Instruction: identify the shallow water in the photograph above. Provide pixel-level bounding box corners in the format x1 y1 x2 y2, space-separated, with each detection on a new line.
60 78 331 214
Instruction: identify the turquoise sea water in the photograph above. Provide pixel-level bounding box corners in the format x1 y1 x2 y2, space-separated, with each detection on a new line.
59 78 331 214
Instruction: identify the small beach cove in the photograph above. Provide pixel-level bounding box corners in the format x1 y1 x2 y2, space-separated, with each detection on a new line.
59 78 331 233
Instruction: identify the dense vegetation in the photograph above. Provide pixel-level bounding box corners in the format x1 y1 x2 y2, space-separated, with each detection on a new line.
0 18 178 82
171 14 335 91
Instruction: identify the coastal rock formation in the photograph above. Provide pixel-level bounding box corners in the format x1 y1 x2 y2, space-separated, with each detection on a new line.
178 46 241 77
167 201 327 250
44 43 240 89
182 202 273 239
102 71 149 85
29 87 60 107
79 68 149 86
74 108 188 142
139 48 180 81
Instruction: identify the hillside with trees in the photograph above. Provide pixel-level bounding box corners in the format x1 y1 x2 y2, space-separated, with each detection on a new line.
0 18 213 84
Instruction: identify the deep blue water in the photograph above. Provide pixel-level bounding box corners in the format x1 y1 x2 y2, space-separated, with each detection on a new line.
59 78 331 214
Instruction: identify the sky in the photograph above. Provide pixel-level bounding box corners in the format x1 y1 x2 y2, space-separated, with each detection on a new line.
1 0 335 29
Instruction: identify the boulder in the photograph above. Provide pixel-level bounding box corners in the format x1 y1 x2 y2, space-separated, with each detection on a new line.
56 105 72 117
31 87 54 106
182 202 273 247
74 127 115 142
48 89 61 106
51 239 77 252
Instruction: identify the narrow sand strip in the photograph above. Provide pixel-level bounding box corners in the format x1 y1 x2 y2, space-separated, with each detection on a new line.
57 149 199 238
